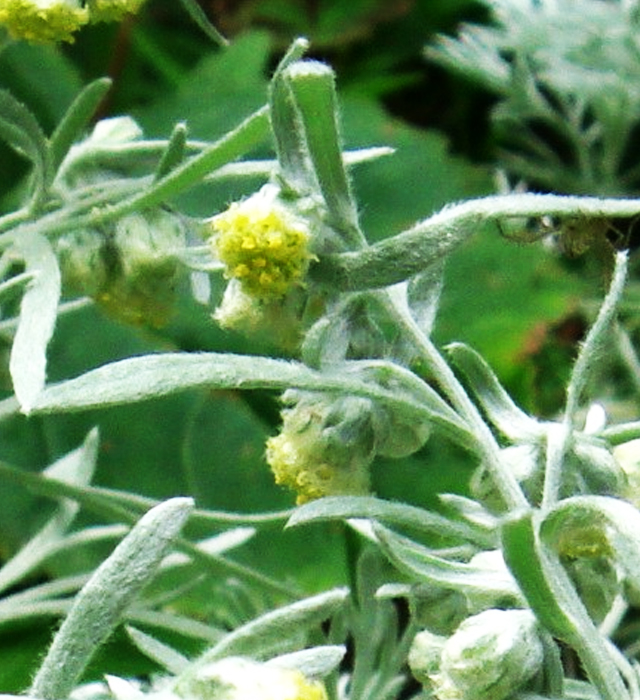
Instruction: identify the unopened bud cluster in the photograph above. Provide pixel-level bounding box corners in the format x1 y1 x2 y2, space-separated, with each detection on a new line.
266 389 430 504
409 609 544 700
52 118 187 327
57 208 186 327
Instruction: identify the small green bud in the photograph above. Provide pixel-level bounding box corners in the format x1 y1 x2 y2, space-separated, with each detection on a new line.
175 657 328 700
432 609 544 700
570 435 625 498
96 209 186 327
409 584 468 636
56 209 186 327
213 279 307 351
372 404 430 459
56 228 111 298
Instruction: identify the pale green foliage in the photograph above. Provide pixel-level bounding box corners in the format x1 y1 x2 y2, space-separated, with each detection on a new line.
5 8 640 700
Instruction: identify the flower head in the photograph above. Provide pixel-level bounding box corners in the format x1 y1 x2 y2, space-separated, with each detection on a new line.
0 0 88 42
209 185 315 301
177 657 328 700
266 392 374 504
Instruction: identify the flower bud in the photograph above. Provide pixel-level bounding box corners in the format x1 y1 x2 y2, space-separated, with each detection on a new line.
570 435 625 498
56 228 110 299
432 609 544 700
176 657 328 700
56 209 186 327
0 0 88 43
408 629 446 689
409 585 468 636
96 209 186 326
614 438 640 508
213 279 306 351
266 392 374 504
209 185 315 302
372 405 430 459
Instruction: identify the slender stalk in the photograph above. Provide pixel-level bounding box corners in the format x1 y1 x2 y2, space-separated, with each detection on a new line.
377 289 528 511
543 252 628 507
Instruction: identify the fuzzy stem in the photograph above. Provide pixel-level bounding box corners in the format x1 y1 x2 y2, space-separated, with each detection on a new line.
311 193 640 291
377 289 528 511
542 252 628 507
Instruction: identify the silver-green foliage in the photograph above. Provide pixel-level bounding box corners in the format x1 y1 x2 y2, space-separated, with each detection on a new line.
4 12 640 700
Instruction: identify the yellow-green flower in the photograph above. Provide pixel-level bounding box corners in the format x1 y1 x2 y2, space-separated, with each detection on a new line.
267 432 369 505
266 399 371 505
209 185 314 301
177 657 328 700
0 0 88 43
87 0 145 23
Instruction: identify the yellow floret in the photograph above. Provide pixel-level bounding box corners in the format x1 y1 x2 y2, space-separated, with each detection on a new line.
266 431 370 505
210 188 314 301
0 0 88 42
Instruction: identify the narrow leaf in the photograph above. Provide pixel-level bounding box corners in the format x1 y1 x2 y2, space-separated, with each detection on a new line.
31 353 319 412
176 0 228 46
49 78 112 176
447 342 541 441
179 588 348 679
29 497 194 700
10 232 61 413
284 60 362 246
30 356 445 431
154 122 188 181
565 251 628 423
376 525 521 602
267 646 346 677
126 626 189 674
288 495 494 547
0 429 99 595
269 38 311 191
0 88 49 188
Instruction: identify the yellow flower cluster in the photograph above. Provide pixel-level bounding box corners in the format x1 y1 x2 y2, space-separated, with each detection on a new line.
210 188 314 301
266 405 370 505
0 0 87 43
0 0 145 43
